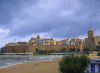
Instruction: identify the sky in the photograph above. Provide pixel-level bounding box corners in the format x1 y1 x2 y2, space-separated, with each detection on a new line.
0 0 100 47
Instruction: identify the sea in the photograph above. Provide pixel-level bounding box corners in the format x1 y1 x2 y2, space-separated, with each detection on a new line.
0 55 62 69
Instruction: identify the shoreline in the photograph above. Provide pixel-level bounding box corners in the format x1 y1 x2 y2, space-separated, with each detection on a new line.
0 58 54 69
0 55 62 69
0 58 60 73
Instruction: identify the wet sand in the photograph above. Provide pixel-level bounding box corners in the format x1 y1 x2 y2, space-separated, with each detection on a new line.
0 59 60 73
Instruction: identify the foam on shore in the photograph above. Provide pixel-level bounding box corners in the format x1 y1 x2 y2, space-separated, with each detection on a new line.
0 55 62 69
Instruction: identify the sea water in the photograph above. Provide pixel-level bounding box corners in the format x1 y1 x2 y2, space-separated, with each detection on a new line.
0 55 62 69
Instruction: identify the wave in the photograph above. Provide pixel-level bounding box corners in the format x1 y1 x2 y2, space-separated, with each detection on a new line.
0 55 62 69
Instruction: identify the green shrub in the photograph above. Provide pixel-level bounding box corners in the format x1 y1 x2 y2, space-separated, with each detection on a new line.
59 55 90 73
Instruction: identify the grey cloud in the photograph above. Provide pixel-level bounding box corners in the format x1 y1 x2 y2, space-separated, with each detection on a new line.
0 0 100 38
0 0 37 26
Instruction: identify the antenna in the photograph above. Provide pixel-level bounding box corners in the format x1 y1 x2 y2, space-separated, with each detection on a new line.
14 37 16 43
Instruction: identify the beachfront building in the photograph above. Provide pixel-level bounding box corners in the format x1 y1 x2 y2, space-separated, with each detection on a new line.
28 35 83 53
86 52 100 73
84 29 96 51
86 59 100 73
61 39 70 45
4 42 28 53
2 35 83 53
84 29 100 52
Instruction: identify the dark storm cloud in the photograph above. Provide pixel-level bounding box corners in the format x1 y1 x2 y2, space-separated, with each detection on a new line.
0 0 37 26
0 0 100 38
0 0 21 25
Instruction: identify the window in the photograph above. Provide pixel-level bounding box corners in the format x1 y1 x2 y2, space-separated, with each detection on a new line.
98 64 100 72
91 64 95 72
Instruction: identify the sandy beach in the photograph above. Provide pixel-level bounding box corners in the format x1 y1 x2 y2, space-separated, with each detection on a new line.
0 59 60 73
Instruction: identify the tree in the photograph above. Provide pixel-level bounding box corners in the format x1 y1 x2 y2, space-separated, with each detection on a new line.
0 47 5 54
96 45 100 51
59 55 90 73
70 48 76 52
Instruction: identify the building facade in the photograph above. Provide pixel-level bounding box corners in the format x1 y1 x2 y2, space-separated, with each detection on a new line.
28 36 83 53
84 30 96 51
4 42 28 53
3 35 83 53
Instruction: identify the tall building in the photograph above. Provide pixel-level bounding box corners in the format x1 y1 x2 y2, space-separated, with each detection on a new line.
86 29 96 50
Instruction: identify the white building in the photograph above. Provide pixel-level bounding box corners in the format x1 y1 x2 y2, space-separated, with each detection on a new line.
86 52 100 73
86 59 100 73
